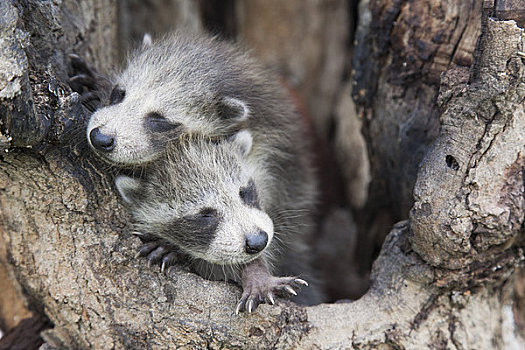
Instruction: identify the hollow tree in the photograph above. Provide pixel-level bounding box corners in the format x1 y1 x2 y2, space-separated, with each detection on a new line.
1 0 524 348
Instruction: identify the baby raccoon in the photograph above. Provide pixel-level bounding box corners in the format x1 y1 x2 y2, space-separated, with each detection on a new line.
115 131 320 313
84 32 295 166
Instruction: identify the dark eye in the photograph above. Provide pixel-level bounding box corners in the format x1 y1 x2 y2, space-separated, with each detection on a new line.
109 86 125 105
145 112 181 133
239 180 259 208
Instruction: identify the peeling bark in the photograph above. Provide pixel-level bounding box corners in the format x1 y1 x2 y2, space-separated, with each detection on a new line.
1 0 524 349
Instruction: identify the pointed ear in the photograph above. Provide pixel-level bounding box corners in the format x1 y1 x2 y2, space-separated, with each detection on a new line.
142 33 153 48
115 175 143 204
218 97 250 121
230 130 253 157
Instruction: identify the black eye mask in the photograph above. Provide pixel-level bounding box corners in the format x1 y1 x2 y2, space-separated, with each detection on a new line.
164 208 221 250
239 180 260 209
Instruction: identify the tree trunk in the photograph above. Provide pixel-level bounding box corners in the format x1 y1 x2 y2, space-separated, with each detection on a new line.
1 0 524 349
351 0 485 274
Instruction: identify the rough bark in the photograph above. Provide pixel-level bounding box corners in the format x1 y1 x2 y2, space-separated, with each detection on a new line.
352 0 484 273
0 0 118 341
411 17 525 269
1 0 524 349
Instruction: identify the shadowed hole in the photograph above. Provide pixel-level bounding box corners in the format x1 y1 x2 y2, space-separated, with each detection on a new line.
446 155 460 171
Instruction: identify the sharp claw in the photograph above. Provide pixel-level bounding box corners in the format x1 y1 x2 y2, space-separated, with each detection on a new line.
147 246 167 265
68 54 94 77
295 278 309 286
268 293 275 305
235 301 242 315
134 251 142 259
247 299 253 313
236 293 249 315
161 253 176 273
284 285 297 296
135 243 159 259
69 74 95 88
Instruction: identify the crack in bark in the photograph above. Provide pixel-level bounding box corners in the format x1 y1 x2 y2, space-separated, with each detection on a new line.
410 294 439 331
434 247 525 290
447 302 462 350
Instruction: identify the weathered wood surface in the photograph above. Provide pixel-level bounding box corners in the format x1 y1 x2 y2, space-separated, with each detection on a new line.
351 0 484 274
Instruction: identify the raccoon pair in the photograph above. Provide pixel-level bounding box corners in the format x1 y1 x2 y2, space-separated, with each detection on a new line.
81 33 322 313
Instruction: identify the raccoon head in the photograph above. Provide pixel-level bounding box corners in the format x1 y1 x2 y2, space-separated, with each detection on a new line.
86 35 252 166
115 131 274 265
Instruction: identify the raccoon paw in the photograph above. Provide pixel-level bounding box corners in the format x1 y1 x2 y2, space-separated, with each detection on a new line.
68 54 111 112
68 54 96 88
134 241 180 273
236 264 308 314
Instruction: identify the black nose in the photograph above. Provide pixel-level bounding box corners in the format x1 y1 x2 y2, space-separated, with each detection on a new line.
89 127 115 152
245 231 268 254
